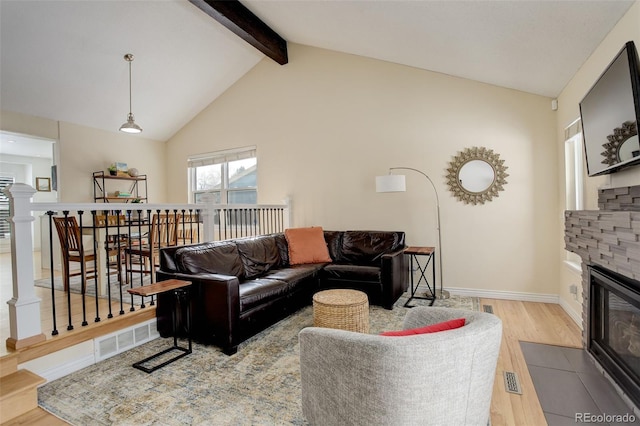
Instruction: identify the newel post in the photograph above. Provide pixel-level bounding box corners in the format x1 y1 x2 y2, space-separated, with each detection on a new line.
282 196 292 229
4 183 46 349
200 193 216 242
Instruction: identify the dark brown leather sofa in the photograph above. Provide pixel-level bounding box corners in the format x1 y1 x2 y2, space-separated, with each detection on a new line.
155 230 406 355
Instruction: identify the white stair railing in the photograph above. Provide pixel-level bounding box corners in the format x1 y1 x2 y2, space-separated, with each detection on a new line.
2 183 290 347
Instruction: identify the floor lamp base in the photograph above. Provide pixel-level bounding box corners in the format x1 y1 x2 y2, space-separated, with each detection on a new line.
436 289 450 299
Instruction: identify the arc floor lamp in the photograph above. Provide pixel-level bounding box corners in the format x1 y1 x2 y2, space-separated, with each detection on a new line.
375 167 447 298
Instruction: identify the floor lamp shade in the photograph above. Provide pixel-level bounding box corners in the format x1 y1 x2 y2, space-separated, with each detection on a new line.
376 175 406 193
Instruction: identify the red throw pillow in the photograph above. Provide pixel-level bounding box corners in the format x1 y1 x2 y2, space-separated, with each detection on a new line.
380 318 466 336
285 227 332 265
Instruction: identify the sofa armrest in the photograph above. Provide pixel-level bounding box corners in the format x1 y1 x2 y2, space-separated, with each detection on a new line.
380 247 407 309
156 270 241 354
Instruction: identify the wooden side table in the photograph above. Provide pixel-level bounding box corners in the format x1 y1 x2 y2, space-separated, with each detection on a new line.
404 246 436 307
313 289 370 333
127 279 192 373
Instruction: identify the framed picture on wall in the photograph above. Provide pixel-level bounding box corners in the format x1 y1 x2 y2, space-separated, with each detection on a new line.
36 177 51 192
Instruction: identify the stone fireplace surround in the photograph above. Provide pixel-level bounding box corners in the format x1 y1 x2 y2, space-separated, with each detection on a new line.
565 184 640 339
565 184 640 409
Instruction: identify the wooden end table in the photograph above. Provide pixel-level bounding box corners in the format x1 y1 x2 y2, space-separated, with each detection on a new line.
404 246 436 307
127 279 192 373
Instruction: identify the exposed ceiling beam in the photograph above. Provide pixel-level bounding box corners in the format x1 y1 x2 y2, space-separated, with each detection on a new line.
189 0 288 65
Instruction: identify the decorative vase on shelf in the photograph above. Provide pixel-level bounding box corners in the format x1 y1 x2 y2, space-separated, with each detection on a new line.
128 168 139 177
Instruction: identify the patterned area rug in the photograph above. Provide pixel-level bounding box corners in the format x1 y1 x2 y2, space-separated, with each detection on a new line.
38 292 479 425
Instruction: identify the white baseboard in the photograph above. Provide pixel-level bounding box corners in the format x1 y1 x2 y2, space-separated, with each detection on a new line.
447 287 585 330
447 287 559 304
558 297 584 330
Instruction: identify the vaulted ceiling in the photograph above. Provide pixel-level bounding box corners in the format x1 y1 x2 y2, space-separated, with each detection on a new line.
0 0 635 143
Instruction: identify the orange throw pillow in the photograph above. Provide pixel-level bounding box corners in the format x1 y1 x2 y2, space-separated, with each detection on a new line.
285 227 332 265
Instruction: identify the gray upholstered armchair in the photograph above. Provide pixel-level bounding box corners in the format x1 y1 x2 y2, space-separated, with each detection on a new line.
299 307 502 426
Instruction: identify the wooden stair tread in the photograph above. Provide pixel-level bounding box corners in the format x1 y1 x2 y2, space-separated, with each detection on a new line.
0 353 19 378
0 370 46 399
2 407 69 426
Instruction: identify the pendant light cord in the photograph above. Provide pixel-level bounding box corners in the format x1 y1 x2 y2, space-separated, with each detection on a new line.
128 59 133 115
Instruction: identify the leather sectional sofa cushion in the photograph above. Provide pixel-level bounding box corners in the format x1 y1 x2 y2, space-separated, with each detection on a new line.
321 231 406 308
235 235 282 278
174 241 244 276
156 230 406 355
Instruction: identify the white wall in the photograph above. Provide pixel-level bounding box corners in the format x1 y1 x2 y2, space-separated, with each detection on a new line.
0 110 167 203
166 43 559 297
556 1 640 323
0 153 56 252
55 121 166 203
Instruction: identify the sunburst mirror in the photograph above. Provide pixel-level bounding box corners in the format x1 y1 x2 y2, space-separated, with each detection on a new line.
446 146 509 205
600 121 638 166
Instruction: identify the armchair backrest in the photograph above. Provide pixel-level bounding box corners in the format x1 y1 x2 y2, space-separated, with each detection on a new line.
299 307 502 426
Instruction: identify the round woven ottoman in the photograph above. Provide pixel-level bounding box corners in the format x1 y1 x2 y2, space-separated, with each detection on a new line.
312 289 370 333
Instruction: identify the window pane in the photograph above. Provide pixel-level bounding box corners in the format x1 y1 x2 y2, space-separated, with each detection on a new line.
228 189 257 204
194 191 221 204
564 121 584 264
196 164 222 191
189 149 257 205
228 158 257 189
0 176 14 238
564 133 584 211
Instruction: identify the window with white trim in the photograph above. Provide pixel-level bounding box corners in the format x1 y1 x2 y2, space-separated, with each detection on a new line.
188 147 257 204
565 119 584 211
564 119 584 264
0 175 15 239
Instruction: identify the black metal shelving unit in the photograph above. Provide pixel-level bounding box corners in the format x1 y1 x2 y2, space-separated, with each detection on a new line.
93 171 147 203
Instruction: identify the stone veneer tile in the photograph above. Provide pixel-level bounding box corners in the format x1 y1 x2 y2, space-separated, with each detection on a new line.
566 185 640 346
599 185 640 211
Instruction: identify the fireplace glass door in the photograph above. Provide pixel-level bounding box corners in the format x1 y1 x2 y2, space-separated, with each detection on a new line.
589 266 640 407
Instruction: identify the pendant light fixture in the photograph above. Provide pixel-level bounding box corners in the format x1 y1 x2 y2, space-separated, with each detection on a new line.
119 53 142 134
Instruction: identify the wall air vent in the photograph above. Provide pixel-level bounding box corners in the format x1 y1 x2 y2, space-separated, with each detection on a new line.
95 319 159 362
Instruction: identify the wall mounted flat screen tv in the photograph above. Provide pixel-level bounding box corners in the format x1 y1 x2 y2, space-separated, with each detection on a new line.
580 40 640 177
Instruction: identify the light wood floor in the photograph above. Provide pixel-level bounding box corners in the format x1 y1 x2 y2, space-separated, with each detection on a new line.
0 252 140 358
1 252 583 425
483 298 583 425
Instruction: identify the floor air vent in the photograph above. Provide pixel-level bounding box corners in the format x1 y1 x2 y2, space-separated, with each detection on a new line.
503 371 522 394
482 305 494 314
